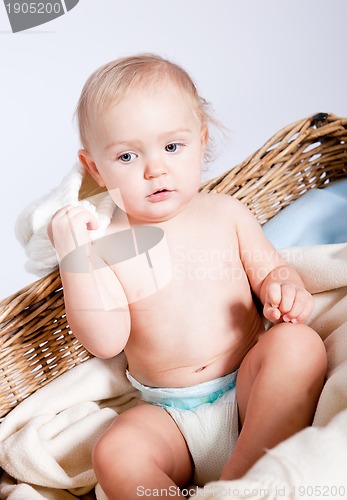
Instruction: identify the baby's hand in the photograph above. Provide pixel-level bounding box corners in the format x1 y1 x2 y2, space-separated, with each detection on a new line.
263 282 314 324
48 205 98 261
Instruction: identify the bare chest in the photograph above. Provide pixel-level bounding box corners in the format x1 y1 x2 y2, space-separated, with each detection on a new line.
125 223 256 351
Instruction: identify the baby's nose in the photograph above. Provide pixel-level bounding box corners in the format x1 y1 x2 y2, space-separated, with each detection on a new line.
144 160 168 178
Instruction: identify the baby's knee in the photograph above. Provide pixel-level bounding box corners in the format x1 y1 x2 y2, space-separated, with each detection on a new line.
92 436 111 476
92 424 132 477
268 323 327 378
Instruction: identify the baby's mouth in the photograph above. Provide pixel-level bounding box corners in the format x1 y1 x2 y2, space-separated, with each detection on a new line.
155 188 168 194
149 188 171 196
147 188 174 202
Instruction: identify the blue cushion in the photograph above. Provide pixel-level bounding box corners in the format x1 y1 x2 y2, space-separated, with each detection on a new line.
262 179 347 248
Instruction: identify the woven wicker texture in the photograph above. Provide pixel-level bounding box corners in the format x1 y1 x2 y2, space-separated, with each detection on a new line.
1 112 346 418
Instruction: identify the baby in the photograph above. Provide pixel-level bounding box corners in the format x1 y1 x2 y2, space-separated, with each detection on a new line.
49 54 327 499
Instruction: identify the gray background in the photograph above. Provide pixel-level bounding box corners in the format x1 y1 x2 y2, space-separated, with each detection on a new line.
1 0 347 299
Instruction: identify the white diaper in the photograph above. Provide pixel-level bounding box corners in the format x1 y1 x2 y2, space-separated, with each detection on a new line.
167 388 238 485
126 371 239 486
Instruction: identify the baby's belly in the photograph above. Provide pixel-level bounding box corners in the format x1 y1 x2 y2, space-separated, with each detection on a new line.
124 254 264 388
125 345 245 388
125 306 263 388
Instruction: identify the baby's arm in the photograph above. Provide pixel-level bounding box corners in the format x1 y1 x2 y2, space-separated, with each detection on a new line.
234 200 313 324
48 206 130 358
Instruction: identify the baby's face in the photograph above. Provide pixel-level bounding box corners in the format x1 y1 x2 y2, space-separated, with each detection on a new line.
82 82 207 224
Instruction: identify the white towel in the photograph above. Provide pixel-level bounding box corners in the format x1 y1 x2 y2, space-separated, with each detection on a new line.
0 353 139 498
15 163 115 276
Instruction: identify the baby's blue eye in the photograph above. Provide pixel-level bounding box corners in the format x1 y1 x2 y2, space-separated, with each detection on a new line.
119 152 136 163
165 143 180 153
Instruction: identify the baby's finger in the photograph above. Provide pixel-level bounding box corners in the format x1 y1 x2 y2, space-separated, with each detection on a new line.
278 283 296 315
283 290 313 323
296 297 314 323
266 282 282 308
283 289 313 323
67 207 99 236
263 303 281 322
54 206 98 250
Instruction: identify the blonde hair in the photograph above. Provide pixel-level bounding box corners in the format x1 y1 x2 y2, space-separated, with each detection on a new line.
75 53 218 159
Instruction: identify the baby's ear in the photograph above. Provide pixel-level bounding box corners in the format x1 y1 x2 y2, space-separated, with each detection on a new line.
78 149 105 188
200 125 209 161
47 219 54 246
200 125 209 148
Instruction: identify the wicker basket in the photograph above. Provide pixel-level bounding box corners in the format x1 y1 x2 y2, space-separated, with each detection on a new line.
1 112 346 419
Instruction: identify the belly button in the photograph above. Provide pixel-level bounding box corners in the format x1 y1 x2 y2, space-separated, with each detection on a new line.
195 366 206 373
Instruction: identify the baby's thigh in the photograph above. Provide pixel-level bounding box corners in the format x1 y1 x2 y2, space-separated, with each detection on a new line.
236 323 326 423
93 401 193 486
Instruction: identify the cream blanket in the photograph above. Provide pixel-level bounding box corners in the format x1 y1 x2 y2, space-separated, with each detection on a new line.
1 243 347 499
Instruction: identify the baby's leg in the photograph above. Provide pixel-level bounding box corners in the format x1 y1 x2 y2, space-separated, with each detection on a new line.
221 322 327 480
93 402 193 499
